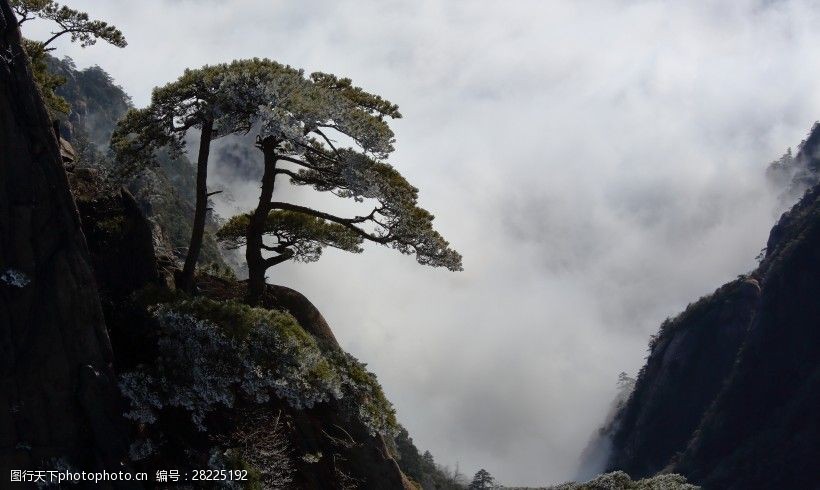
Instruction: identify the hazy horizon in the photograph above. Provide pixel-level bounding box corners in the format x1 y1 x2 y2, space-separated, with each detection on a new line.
26 0 820 485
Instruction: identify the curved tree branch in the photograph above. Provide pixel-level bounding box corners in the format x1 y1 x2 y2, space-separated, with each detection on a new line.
276 154 324 171
42 28 70 48
264 249 294 268
269 202 391 243
313 127 342 158
292 140 339 164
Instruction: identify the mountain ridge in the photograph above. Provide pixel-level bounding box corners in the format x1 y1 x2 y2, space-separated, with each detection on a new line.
603 125 820 489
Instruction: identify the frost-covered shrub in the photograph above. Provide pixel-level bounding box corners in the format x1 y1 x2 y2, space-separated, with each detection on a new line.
207 449 258 490
215 408 293 490
240 311 340 409
155 310 244 428
119 371 162 424
333 353 398 438
120 307 257 430
128 438 155 462
301 452 322 464
548 470 699 490
0 269 30 288
118 298 398 437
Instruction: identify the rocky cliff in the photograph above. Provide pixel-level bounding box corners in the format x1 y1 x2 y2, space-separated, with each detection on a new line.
46 54 225 270
0 0 128 481
1 1 425 486
71 166 415 489
605 133 820 488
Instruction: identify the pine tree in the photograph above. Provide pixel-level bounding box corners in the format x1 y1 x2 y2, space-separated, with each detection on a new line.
111 60 299 292
114 59 462 301
468 469 497 490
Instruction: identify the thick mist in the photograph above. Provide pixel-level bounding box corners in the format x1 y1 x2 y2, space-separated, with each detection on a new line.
33 0 820 485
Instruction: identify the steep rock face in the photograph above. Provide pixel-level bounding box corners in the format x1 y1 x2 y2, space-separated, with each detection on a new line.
606 183 820 488
607 278 759 477
75 186 162 299
674 184 820 489
0 0 127 478
280 400 414 489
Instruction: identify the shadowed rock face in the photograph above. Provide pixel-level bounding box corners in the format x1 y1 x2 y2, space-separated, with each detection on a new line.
74 185 162 301
0 0 127 479
674 185 820 489
264 284 340 349
607 183 820 489
607 278 759 478
279 400 415 490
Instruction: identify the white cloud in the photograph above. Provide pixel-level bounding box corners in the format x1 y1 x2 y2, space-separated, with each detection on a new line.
29 0 820 485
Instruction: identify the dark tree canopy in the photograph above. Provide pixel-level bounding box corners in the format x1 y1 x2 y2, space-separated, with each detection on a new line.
218 145 464 272
111 60 314 292
11 0 126 115
11 0 126 49
218 210 364 264
111 59 311 175
113 58 461 300
181 59 463 288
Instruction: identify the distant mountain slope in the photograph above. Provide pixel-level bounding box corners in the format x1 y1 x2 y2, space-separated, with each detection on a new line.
605 127 820 489
47 57 131 147
767 122 820 202
48 56 225 269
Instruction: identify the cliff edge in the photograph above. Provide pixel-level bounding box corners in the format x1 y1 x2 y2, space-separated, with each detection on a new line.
606 165 820 488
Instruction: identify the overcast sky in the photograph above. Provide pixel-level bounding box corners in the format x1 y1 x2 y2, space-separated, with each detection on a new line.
26 0 820 485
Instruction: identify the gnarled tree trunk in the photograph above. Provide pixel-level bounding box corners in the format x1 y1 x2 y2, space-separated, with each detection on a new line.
179 117 213 293
246 137 278 305
0 0 128 482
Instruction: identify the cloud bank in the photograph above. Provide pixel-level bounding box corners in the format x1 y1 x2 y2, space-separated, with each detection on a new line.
31 0 820 485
